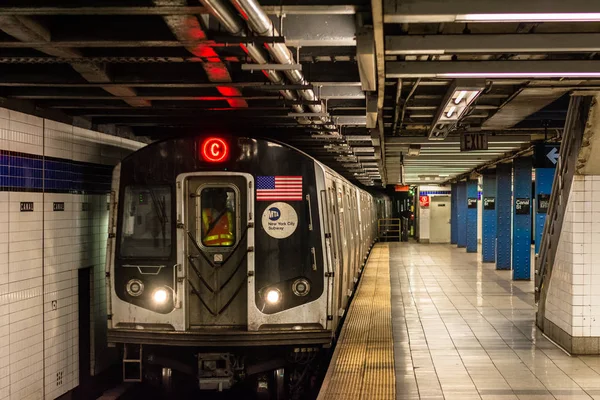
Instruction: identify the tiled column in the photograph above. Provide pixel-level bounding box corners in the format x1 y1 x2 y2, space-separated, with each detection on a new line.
451 183 457 245
457 181 467 248
541 94 600 353
482 172 497 262
496 163 512 270
535 168 555 253
466 180 478 253
512 157 532 280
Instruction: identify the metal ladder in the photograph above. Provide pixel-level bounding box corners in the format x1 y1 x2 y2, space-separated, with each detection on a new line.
123 344 143 382
535 95 592 327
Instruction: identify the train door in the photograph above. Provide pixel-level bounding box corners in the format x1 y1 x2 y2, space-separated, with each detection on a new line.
342 185 355 296
183 173 251 328
323 177 342 327
356 192 364 266
334 181 349 311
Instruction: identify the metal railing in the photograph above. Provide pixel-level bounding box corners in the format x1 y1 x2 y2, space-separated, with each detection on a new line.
378 218 401 242
536 95 592 327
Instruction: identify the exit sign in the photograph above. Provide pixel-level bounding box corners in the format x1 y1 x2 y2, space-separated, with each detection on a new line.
460 133 488 151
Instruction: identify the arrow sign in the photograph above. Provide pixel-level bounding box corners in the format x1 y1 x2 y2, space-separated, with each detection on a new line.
546 147 558 165
533 143 560 168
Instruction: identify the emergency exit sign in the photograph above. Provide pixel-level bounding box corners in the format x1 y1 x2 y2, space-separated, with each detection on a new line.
460 133 488 152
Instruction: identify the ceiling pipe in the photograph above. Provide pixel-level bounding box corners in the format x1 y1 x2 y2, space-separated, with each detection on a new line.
198 0 304 115
229 0 337 130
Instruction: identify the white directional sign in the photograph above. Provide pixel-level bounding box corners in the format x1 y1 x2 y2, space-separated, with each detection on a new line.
534 143 560 168
546 147 558 165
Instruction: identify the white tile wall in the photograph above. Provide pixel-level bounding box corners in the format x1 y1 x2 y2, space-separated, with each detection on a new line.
418 185 451 241
0 107 144 400
545 175 600 338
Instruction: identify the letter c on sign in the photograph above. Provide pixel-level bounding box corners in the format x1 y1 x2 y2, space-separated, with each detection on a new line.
201 137 229 162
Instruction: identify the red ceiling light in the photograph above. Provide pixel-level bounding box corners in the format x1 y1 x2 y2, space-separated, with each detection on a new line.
201 137 229 163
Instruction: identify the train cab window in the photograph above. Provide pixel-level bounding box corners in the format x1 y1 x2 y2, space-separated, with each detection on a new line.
199 187 237 247
120 186 172 258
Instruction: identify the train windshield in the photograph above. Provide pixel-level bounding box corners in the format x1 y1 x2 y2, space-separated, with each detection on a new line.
199 187 237 247
120 185 172 258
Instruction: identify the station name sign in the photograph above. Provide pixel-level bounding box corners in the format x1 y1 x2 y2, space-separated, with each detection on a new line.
483 197 495 210
537 194 550 214
467 197 477 208
515 198 530 215
460 133 488 152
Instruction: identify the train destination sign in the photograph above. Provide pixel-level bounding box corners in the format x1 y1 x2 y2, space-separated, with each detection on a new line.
483 197 495 210
515 198 531 215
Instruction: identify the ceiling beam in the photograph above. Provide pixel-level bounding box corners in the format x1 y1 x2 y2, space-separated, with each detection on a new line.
386 134 536 145
383 0 600 23
386 33 600 55
0 39 286 48
0 5 356 16
0 82 315 89
386 60 600 78
277 14 356 47
0 16 149 108
371 0 387 185
155 0 245 108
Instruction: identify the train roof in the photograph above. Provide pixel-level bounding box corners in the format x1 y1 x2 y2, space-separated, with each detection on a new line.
120 135 386 199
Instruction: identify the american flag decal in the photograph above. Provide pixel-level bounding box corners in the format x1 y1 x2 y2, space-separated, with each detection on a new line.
256 176 303 201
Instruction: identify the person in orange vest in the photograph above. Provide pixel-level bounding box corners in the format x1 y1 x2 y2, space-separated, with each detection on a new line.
202 191 234 246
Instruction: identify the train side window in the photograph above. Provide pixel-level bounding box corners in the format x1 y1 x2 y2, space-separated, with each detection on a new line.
120 185 172 258
199 187 237 247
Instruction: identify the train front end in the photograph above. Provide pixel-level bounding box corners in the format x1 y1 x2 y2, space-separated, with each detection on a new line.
106 136 332 394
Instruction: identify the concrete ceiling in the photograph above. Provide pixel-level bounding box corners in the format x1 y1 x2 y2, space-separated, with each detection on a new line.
0 0 599 186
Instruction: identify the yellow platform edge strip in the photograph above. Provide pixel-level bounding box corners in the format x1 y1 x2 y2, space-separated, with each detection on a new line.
317 244 395 400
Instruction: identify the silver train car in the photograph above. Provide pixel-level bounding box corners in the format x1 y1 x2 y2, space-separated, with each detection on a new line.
105 135 390 397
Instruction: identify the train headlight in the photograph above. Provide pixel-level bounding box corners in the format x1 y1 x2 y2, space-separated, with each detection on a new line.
292 279 310 297
265 289 282 304
126 279 144 297
152 288 168 304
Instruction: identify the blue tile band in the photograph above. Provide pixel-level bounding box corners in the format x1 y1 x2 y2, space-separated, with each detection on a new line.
451 183 457 244
482 172 497 263
457 182 467 248
0 150 113 193
512 157 532 280
419 190 451 196
466 180 478 253
535 168 555 254
496 163 512 270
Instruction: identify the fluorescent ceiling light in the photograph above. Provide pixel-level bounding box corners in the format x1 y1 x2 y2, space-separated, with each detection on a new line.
457 13 600 22
441 72 600 78
429 79 485 140
454 91 467 104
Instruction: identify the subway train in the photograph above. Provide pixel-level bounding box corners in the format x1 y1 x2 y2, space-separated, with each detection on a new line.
105 135 390 398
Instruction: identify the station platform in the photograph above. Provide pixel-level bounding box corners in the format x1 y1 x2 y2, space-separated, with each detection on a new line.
319 242 600 400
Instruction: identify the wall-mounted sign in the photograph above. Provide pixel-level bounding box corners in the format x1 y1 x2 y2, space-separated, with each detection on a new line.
53 202 65 212
483 197 495 210
419 195 430 207
20 202 34 212
467 198 477 208
533 143 560 168
437 203 446 207
515 198 531 215
395 185 409 192
460 133 488 152
537 194 550 214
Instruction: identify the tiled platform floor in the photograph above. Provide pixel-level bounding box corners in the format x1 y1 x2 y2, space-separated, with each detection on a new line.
392 242 600 400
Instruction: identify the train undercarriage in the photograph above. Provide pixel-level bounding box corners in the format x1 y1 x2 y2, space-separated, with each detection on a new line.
118 342 327 399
